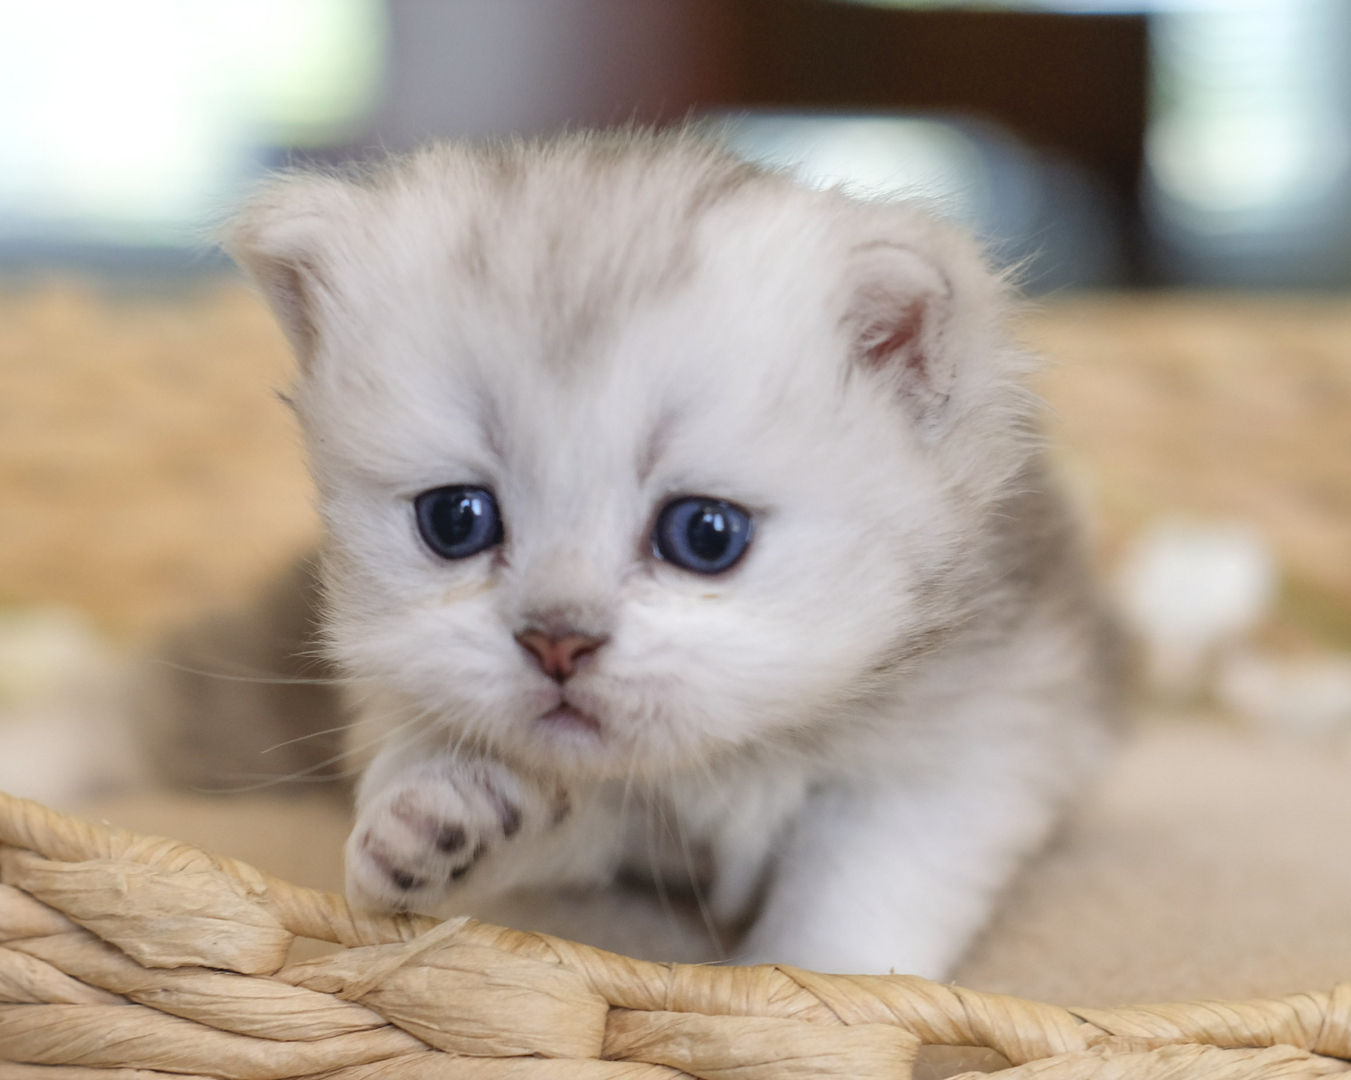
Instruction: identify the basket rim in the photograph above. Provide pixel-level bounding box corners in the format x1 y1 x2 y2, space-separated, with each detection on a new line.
2 786 1349 1079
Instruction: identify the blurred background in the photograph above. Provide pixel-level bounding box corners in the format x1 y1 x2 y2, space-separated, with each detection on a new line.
4 0 1351 1014
2 0 1350 837
8 0 1351 286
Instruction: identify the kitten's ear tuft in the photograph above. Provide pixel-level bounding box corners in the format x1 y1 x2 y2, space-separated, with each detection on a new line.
845 243 955 417
220 175 357 372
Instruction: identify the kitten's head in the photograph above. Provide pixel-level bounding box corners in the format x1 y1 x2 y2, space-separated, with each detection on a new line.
224 131 1036 780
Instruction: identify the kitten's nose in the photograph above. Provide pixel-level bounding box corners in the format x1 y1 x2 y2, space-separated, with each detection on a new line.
516 630 605 682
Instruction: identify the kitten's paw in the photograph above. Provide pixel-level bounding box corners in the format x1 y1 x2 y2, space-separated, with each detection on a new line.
346 759 567 911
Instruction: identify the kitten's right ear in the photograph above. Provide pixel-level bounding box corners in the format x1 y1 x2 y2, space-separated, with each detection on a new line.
220 175 358 372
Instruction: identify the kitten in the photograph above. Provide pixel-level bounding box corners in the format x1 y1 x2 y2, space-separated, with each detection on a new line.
223 129 1118 978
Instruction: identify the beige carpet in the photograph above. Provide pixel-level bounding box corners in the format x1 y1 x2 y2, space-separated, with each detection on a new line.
958 716 1351 1006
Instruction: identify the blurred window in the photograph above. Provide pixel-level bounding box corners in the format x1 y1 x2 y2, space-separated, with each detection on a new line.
1147 0 1351 283
0 0 385 246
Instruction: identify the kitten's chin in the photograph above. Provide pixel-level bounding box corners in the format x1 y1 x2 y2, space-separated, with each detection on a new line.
517 703 609 769
536 704 603 739
510 688 737 779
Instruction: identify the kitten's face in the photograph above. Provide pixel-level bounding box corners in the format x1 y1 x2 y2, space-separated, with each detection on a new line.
230 139 1023 780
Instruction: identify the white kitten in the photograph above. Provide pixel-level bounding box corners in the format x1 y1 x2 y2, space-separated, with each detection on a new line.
223 129 1118 977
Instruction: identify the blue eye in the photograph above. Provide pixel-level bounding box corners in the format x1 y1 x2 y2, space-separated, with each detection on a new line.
415 486 503 559
654 497 753 574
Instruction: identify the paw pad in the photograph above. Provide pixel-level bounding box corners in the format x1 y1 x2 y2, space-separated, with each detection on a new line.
347 759 562 911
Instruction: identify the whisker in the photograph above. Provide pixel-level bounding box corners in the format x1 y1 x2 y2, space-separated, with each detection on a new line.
149 658 359 688
645 788 677 932
669 771 726 959
261 721 361 755
190 700 437 794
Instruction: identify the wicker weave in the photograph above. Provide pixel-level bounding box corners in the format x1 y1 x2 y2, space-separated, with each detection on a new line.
0 789 1347 1079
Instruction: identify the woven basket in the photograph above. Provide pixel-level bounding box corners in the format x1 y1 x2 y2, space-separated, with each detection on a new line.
0 789 1347 1079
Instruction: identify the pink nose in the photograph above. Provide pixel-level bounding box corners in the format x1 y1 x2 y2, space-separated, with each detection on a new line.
516 630 604 681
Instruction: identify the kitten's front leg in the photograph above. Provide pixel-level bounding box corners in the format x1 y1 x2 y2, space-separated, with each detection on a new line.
735 746 1075 978
346 740 569 912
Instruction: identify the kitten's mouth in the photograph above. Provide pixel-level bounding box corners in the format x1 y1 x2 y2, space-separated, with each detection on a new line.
536 704 603 738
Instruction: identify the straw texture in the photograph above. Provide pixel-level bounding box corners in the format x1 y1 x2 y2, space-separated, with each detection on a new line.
0 789 1346 1079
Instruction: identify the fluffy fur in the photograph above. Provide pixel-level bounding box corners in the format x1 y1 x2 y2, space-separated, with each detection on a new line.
223 129 1118 977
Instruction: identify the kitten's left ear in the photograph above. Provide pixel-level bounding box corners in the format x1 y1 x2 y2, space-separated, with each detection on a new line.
220 174 360 373
843 241 959 421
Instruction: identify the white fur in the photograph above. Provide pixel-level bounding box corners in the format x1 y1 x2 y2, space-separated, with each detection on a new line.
224 130 1117 977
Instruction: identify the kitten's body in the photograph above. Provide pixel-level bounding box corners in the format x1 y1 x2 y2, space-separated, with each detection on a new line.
225 130 1118 977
